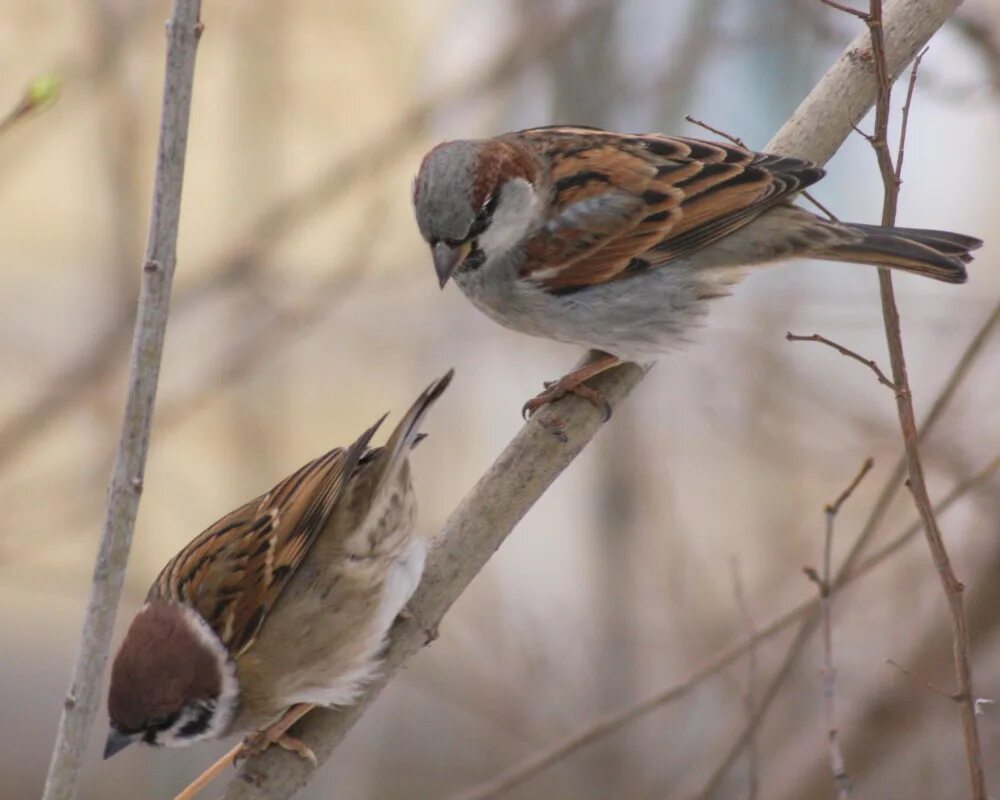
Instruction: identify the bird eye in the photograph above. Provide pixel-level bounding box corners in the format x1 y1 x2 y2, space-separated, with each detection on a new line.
468 193 499 239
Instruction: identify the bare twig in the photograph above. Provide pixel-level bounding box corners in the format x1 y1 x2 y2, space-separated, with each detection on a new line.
895 46 929 184
786 332 896 391
863 1 986 794
684 113 747 146
40 4 203 799
886 658 962 702
811 459 873 799
216 3 976 798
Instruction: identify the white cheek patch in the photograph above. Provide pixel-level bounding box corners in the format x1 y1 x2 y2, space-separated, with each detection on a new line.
171 604 240 743
478 178 539 258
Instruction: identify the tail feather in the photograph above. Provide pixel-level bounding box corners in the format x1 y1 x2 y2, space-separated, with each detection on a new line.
820 223 981 284
359 369 454 513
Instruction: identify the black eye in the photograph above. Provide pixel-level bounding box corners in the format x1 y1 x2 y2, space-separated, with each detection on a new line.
468 193 499 238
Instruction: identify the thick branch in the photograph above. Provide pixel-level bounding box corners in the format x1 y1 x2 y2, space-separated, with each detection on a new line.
224 1 968 797
40 3 203 799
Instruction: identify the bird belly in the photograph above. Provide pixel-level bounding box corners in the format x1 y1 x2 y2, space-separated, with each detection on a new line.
455 257 741 361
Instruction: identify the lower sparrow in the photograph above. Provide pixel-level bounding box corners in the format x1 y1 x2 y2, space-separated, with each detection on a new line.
104 371 453 759
412 126 981 416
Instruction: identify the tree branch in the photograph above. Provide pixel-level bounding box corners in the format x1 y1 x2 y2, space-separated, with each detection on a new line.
863 0 986 794
40 3 203 798
219 1 972 797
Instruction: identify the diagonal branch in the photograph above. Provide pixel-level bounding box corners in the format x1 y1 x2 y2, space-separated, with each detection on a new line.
40 3 204 799
215 1 971 799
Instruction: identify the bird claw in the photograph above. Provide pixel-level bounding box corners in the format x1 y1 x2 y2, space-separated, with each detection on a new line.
521 381 612 422
235 732 317 766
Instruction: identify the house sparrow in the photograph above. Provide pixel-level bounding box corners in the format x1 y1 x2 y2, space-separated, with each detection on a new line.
104 371 453 760
412 126 981 417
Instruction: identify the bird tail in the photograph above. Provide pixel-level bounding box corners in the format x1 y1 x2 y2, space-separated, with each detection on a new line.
355 369 454 522
817 223 981 284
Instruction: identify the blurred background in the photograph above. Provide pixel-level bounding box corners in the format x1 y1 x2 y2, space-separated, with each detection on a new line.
2 1 1000 798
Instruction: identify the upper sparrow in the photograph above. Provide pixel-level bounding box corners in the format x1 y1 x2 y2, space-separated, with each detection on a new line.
104 371 453 760
412 126 981 416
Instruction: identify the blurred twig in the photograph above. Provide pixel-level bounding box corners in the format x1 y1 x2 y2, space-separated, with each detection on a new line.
0 74 60 136
40 4 203 799
730 558 760 800
806 458 873 799
220 2 970 798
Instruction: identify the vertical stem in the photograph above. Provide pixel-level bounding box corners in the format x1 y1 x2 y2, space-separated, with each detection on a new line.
40 4 203 799
866 2 986 797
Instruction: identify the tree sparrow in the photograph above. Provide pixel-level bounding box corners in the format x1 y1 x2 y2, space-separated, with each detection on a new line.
104 371 453 759
412 126 981 416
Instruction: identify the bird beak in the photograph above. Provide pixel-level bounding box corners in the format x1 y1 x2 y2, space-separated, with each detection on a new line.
103 728 138 759
433 241 470 288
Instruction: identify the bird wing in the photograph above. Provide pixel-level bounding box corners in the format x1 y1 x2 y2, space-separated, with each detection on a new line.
148 420 383 658
509 127 824 294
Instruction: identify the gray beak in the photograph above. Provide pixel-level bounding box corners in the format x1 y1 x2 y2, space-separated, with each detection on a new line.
103 728 138 759
432 241 470 288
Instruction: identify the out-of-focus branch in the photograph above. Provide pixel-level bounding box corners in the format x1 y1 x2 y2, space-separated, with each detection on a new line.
217 2 968 798
0 0 615 476
952 11 1000 94
40 4 203 799
806 458 873 799
444 450 1000 800
863 0 985 793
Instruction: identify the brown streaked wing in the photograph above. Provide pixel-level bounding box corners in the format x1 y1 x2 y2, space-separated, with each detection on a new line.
508 129 824 294
148 418 384 657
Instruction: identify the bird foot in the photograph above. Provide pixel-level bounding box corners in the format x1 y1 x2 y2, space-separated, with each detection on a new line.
522 378 612 421
235 704 316 765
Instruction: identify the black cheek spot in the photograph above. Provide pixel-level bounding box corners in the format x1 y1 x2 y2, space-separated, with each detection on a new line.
459 247 486 273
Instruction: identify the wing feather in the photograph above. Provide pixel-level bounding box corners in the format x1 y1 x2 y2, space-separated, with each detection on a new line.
507 128 824 294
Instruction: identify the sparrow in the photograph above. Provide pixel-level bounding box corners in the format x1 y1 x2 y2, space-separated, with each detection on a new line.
412 126 981 417
104 371 453 760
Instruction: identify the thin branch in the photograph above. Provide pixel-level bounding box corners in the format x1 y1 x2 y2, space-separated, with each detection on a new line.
219 2 974 798
864 0 986 794
40 4 203 799
684 114 747 146
786 332 896 391
813 459 873 799
895 46 928 184
445 451 1000 800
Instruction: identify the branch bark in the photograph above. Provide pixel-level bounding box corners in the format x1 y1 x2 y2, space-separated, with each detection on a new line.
40 3 203 799
216 1 969 798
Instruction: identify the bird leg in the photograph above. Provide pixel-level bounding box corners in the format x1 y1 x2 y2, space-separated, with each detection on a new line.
236 703 318 766
172 705 317 800
522 353 621 421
